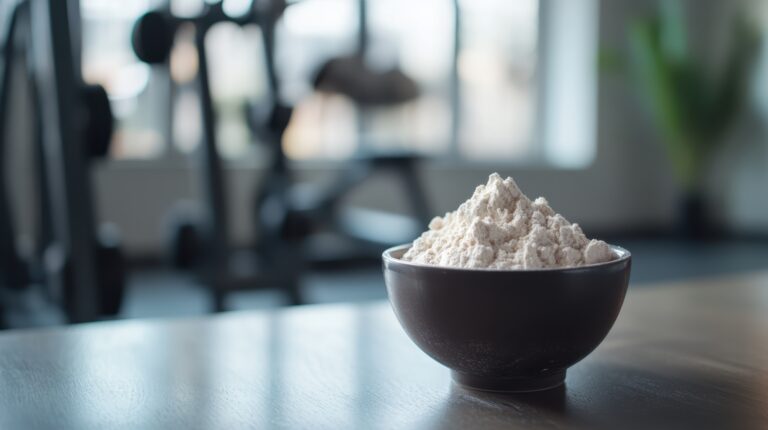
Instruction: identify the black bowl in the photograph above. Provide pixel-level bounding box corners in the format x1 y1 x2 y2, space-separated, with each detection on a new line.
383 244 631 393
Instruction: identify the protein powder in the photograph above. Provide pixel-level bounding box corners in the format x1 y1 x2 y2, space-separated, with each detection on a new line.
402 173 615 269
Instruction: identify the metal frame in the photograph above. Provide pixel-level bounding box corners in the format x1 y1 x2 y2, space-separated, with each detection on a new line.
134 2 299 311
29 0 101 322
193 9 233 311
0 0 28 296
193 3 302 310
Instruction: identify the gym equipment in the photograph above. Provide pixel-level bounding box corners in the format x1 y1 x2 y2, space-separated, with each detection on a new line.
0 0 126 324
313 54 419 106
133 1 301 311
312 0 419 106
0 1 29 293
250 0 431 262
131 0 432 312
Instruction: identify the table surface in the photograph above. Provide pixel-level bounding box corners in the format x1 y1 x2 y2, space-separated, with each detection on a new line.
1 273 768 430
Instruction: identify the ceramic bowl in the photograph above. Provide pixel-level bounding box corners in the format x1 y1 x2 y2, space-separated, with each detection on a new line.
383 244 631 392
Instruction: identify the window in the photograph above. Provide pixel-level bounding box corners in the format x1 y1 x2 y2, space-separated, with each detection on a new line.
79 0 597 167
456 0 538 160
281 0 540 161
80 0 170 159
538 0 598 168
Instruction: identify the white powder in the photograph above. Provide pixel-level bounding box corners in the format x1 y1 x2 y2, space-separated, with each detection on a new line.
402 173 615 269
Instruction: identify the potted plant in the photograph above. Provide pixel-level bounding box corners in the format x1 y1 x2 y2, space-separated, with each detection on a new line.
627 0 760 238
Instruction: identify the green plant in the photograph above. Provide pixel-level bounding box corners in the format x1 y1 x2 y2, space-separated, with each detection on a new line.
628 0 760 191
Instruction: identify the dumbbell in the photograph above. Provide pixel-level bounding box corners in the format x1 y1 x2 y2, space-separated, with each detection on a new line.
82 84 114 159
131 0 288 66
131 10 176 65
131 1 266 66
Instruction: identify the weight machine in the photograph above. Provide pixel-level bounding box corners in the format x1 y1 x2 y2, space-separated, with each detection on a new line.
131 0 432 311
0 0 125 325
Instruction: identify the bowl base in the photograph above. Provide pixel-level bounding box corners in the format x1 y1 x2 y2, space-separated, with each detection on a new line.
452 369 566 393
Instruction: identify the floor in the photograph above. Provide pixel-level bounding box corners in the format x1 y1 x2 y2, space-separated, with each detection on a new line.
4 238 768 328
120 237 768 320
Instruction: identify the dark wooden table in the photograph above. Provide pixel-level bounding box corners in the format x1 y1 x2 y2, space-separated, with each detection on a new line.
1 273 768 429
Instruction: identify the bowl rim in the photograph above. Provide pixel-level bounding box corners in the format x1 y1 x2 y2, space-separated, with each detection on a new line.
383 243 631 273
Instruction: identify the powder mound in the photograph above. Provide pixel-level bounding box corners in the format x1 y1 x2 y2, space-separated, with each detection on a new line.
402 173 616 270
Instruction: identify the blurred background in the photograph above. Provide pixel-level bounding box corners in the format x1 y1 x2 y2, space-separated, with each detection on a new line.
1 0 768 327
